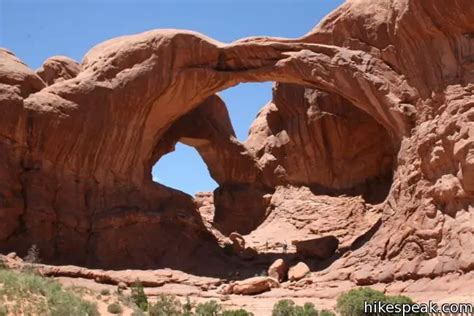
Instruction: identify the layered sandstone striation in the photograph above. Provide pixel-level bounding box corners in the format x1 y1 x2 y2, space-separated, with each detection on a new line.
0 0 472 286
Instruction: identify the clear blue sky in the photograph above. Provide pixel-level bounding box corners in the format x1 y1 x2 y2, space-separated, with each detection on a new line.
0 0 343 195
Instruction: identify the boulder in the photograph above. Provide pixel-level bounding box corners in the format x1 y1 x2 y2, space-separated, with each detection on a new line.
288 262 310 281
117 282 127 290
230 276 279 295
292 236 339 259
6 252 17 259
268 259 288 281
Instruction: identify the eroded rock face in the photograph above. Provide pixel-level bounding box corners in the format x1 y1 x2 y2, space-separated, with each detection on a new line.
36 56 81 86
0 0 472 283
241 185 383 259
246 83 395 196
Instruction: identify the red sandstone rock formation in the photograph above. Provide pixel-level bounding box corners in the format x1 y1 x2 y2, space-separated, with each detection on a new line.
35 56 81 86
0 0 472 286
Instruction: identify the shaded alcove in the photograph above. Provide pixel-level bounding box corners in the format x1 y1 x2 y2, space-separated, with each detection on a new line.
233 83 397 204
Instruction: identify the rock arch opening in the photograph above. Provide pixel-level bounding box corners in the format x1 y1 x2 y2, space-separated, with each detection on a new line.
152 142 217 195
150 82 396 199
219 82 273 141
150 82 274 195
209 83 397 235
148 80 397 237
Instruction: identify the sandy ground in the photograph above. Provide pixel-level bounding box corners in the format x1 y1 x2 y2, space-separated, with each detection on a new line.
57 271 474 316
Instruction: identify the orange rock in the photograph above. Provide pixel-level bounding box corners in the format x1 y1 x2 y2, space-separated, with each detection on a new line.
231 276 279 295
35 56 81 85
268 259 288 282
288 262 310 281
229 232 246 252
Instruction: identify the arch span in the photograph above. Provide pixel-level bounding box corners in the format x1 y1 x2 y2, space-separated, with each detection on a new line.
25 30 418 187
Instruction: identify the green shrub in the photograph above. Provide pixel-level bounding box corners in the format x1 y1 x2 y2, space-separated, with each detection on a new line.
222 308 254 315
117 291 134 307
148 295 183 316
337 287 424 316
0 306 8 316
301 303 318 316
0 269 98 316
195 300 222 316
272 299 295 316
107 303 123 314
385 295 414 305
131 281 148 311
24 244 41 263
385 295 427 316
337 287 386 316
319 310 335 316
100 288 111 296
272 299 318 316
182 296 194 316
131 308 146 316
21 245 41 274
47 287 99 316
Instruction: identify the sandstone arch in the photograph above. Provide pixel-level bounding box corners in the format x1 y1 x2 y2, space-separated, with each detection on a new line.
0 0 472 283
20 30 416 187
0 30 415 268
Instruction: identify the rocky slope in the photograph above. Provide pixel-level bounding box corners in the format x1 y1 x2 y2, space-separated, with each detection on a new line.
0 0 473 290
